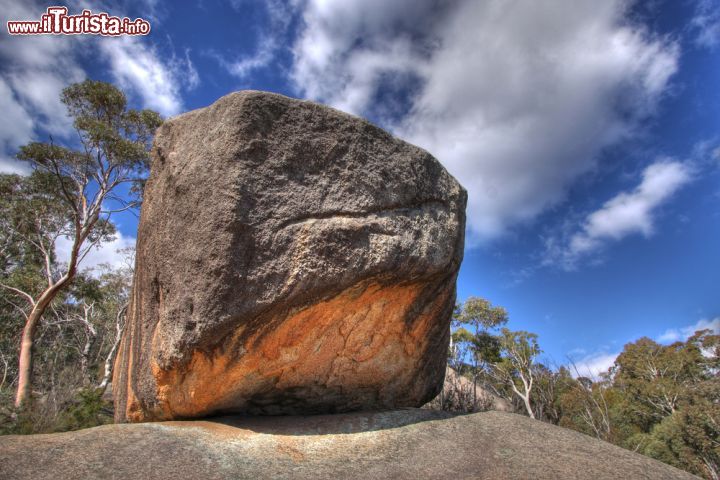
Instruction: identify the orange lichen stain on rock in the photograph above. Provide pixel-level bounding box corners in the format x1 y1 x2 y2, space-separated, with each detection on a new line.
125 396 144 423
117 283 162 422
120 303 145 423
147 281 452 419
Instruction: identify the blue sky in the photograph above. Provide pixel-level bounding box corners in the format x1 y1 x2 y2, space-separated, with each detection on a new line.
1 0 719 375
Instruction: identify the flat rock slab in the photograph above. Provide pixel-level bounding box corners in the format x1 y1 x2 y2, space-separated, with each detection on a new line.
0 410 697 479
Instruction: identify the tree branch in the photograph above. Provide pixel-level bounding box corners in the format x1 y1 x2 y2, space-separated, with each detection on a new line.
0 283 36 307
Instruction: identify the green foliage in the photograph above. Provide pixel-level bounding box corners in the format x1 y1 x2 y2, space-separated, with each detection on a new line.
440 296 719 479
53 388 113 433
0 254 131 433
450 298 508 369
676 380 720 477
0 173 66 276
0 387 112 435
17 80 162 211
0 79 150 421
472 331 503 364
1 80 158 291
447 298 542 417
560 330 720 479
612 332 720 478
491 328 541 379
451 326 474 344
614 336 707 422
496 329 540 366
631 395 719 480
453 296 508 331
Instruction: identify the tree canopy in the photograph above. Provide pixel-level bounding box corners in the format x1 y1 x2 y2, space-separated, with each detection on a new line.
437 297 719 479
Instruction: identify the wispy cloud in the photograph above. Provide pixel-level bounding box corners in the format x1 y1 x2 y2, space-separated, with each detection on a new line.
0 78 35 175
100 37 187 117
217 36 277 79
218 0 293 79
289 0 680 243
691 137 720 169
544 160 693 270
178 48 200 91
691 0 720 48
657 317 720 343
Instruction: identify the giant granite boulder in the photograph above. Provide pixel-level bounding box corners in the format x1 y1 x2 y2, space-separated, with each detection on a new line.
113 91 466 422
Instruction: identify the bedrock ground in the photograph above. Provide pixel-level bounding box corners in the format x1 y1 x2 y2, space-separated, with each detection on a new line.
0 409 699 479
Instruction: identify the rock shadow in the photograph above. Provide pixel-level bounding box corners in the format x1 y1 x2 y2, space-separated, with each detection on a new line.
205 408 461 436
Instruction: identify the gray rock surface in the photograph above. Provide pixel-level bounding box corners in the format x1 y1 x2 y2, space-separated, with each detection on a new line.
0 410 698 479
113 91 466 422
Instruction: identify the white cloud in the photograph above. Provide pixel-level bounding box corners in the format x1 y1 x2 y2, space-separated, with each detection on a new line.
0 1 84 151
100 37 185 117
291 0 433 115
55 231 136 276
545 160 692 270
0 156 31 176
7 69 84 137
570 351 619 379
657 317 720 343
90 0 197 116
290 0 679 243
0 1 82 175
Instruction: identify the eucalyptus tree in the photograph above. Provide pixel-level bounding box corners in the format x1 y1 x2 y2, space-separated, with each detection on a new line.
489 328 542 418
0 80 161 406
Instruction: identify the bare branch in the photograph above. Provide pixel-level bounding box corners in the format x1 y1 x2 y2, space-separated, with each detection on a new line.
0 283 36 307
0 352 8 391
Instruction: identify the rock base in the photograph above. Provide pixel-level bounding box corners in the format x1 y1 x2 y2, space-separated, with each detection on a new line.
0 410 697 479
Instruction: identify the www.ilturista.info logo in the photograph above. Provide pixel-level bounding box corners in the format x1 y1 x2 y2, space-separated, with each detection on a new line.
7 6 151 36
